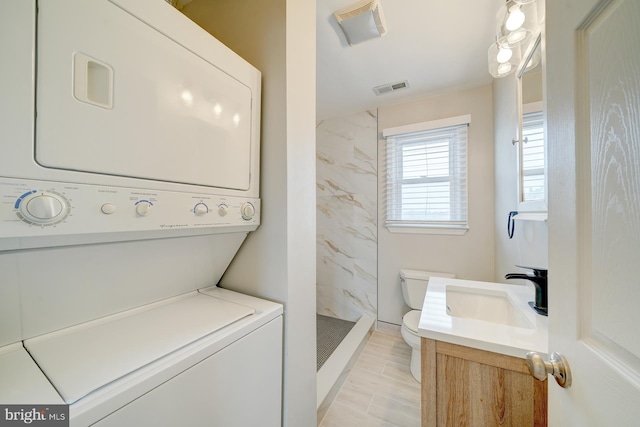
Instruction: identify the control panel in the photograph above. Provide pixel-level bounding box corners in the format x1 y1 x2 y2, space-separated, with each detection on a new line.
0 178 260 238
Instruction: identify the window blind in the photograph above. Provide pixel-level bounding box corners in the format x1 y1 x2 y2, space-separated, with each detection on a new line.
522 110 544 202
383 122 468 229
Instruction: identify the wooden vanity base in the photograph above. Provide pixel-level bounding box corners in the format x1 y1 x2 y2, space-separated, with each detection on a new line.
421 337 547 426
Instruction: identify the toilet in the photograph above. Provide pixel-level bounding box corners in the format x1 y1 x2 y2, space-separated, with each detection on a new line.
400 269 455 382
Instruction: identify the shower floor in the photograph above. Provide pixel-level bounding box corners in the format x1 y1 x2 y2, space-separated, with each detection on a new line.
317 314 356 371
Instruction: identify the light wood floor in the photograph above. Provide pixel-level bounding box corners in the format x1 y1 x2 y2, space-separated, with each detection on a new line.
319 330 421 427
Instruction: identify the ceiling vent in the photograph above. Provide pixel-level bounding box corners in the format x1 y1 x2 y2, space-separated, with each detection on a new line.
334 0 387 46
372 80 410 96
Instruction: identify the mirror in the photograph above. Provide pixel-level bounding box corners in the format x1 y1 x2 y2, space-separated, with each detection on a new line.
516 35 545 212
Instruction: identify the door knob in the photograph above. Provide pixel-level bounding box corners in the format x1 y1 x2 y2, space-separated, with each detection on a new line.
526 351 572 388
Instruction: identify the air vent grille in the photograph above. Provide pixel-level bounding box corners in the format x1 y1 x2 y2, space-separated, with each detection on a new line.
373 80 410 96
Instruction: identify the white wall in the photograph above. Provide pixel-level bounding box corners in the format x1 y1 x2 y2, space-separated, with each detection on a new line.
377 85 496 325
182 1 317 426
316 111 378 322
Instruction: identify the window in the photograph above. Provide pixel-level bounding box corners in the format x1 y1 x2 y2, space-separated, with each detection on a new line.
383 115 469 234
521 110 544 202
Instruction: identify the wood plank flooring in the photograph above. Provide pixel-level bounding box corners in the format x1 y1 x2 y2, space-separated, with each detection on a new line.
319 331 421 427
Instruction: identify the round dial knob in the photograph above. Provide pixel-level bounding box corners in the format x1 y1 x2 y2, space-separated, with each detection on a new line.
17 191 70 225
218 204 228 217
241 202 255 221
194 203 208 216
135 201 152 217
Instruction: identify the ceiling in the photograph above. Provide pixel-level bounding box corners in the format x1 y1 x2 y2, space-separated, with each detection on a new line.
316 0 504 119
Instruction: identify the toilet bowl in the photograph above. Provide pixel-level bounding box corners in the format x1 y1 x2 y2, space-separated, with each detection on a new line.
401 310 422 381
400 269 455 382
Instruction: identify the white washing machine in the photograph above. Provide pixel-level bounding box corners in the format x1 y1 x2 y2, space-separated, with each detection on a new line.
1 287 282 426
0 343 65 405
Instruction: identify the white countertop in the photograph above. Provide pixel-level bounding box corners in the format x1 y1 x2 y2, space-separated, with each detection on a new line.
418 277 548 359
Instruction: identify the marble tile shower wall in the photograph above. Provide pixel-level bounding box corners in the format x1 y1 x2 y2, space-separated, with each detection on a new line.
316 110 378 322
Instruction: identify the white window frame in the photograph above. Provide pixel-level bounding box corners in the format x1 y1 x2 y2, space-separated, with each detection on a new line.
517 101 547 216
382 115 470 235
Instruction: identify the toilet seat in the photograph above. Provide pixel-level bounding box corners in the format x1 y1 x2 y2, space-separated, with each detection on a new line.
402 310 421 334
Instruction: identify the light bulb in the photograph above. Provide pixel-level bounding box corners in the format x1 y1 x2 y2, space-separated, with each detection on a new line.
505 6 525 31
497 47 513 64
507 29 527 44
181 90 193 106
213 103 222 117
497 63 512 75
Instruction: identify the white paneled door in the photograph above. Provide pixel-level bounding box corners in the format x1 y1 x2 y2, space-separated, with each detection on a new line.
547 0 640 425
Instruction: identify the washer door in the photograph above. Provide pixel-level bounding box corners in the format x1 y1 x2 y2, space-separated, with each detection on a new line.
24 292 254 404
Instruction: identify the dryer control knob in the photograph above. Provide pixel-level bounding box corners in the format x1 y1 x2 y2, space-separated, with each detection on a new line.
135 201 152 217
17 191 70 225
26 195 63 220
194 203 208 216
241 202 255 221
218 204 228 217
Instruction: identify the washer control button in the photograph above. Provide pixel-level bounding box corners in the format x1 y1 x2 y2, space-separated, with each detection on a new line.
218 204 228 217
101 203 117 215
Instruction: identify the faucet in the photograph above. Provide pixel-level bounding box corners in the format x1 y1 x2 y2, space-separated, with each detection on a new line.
505 265 548 316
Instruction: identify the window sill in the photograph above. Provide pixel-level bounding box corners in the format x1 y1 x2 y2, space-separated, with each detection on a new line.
513 212 547 221
385 224 469 236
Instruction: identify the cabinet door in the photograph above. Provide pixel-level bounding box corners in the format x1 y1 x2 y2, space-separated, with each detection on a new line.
422 338 547 427
92 318 282 427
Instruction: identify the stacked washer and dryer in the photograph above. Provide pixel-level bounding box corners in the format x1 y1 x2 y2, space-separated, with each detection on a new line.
0 1 282 426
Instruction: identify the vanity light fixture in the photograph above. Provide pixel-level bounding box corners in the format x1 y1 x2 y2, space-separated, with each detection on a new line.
487 0 538 78
497 0 537 48
497 46 513 63
505 4 526 31
488 42 522 78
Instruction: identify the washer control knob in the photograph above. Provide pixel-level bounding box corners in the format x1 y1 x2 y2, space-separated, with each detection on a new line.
101 203 117 215
135 201 152 217
194 203 208 216
241 202 255 221
218 204 228 217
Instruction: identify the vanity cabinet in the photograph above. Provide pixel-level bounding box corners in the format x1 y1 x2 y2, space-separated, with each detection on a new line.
421 338 547 427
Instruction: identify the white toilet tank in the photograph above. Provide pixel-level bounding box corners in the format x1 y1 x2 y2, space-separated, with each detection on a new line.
400 269 456 309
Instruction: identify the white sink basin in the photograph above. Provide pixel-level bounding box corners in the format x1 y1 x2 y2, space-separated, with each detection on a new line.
446 285 533 329
418 277 548 359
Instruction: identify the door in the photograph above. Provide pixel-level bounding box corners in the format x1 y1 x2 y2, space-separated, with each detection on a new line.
547 0 640 425
36 0 253 191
